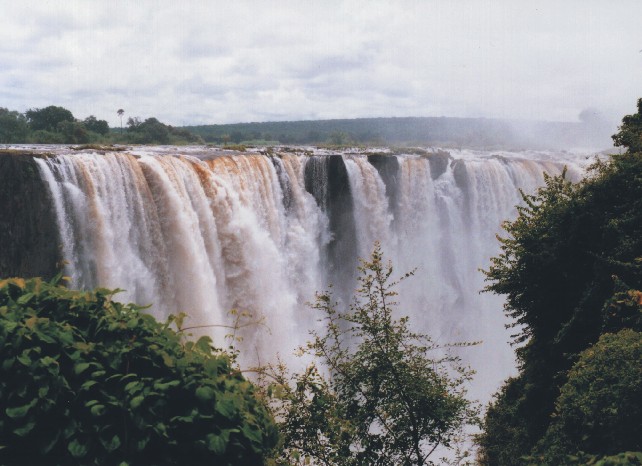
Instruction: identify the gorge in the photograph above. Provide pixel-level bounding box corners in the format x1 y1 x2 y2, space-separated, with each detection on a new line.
0 145 592 402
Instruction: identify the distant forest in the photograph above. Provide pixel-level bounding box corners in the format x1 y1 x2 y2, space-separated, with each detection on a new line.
186 116 614 150
1 105 614 149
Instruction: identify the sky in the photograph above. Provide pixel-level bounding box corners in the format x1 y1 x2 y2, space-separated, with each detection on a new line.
1 0 641 128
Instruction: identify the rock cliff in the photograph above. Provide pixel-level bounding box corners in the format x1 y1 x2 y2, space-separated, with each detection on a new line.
0 150 61 279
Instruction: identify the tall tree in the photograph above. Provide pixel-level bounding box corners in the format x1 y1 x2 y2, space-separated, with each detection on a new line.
117 108 124 134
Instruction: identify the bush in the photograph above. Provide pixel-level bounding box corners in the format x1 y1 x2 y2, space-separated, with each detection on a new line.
0 276 278 465
536 329 642 462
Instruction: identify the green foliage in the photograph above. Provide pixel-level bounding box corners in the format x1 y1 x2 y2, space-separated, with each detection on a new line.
535 329 642 462
184 115 610 149
265 243 478 466
83 116 110 136
26 106 75 132
0 276 277 465
57 120 91 144
0 105 200 145
125 116 202 145
602 282 642 333
582 452 642 466
612 98 642 153
478 101 642 465
0 108 29 143
475 377 531 466
127 117 170 144
28 129 66 144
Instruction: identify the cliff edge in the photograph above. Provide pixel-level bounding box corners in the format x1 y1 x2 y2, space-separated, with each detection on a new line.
0 150 61 279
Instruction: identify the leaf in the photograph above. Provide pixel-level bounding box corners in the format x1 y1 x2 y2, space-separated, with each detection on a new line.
130 396 145 409
154 380 180 391
13 420 36 436
161 352 174 368
17 352 31 366
24 315 38 328
206 433 227 455
39 430 61 454
196 386 216 403
215 399 236 419
195 336 213 353
67 439 88 458
101 434 121 452
124 381 142 393
74 342 93 353
6 399 36 419
74 362 91 375
241 425 263 444
38 385 50 398
80 380 98 391
9 278 26 290
90 404 106 417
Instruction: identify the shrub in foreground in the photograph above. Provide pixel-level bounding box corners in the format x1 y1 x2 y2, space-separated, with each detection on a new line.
0 276 277 465
265 243 478 466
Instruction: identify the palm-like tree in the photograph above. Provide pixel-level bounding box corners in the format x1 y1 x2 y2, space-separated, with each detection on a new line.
117 109 124 134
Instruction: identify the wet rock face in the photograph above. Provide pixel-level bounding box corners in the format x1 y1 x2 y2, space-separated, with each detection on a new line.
0 151 61 279
427 150 450 180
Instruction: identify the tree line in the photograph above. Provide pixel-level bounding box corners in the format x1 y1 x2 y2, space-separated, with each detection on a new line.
0 105 202 145
185 115 612 150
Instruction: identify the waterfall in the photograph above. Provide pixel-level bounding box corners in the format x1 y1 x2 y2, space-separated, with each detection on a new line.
35 147 589 401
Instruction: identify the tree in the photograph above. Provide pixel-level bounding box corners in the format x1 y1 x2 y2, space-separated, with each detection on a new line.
231 131 245 144
83 115 110 135
0 276 278 465
0 108 29 143
117 109 125 134
327 131 351 146
612 98 642 153
266 243 477 466
57 120 90 144
127 117 170 144
25 106 75 132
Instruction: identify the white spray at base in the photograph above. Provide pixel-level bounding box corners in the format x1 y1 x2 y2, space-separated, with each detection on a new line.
35 147 590 403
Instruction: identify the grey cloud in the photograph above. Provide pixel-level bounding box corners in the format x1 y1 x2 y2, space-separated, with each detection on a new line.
177 42 231 60
2 0 642 126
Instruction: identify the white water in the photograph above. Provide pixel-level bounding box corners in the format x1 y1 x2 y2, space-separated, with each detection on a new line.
35 146 590 402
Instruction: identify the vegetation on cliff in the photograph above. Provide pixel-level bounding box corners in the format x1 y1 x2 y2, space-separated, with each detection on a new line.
476 99 642 464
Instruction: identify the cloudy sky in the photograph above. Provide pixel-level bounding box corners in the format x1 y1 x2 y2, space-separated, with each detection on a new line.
1 0 641 127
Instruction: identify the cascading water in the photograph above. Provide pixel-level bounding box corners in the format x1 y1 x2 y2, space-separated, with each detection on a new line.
35 146 589 402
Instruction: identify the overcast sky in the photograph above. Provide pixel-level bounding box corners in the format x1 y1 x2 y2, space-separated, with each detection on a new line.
1 0 641 127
